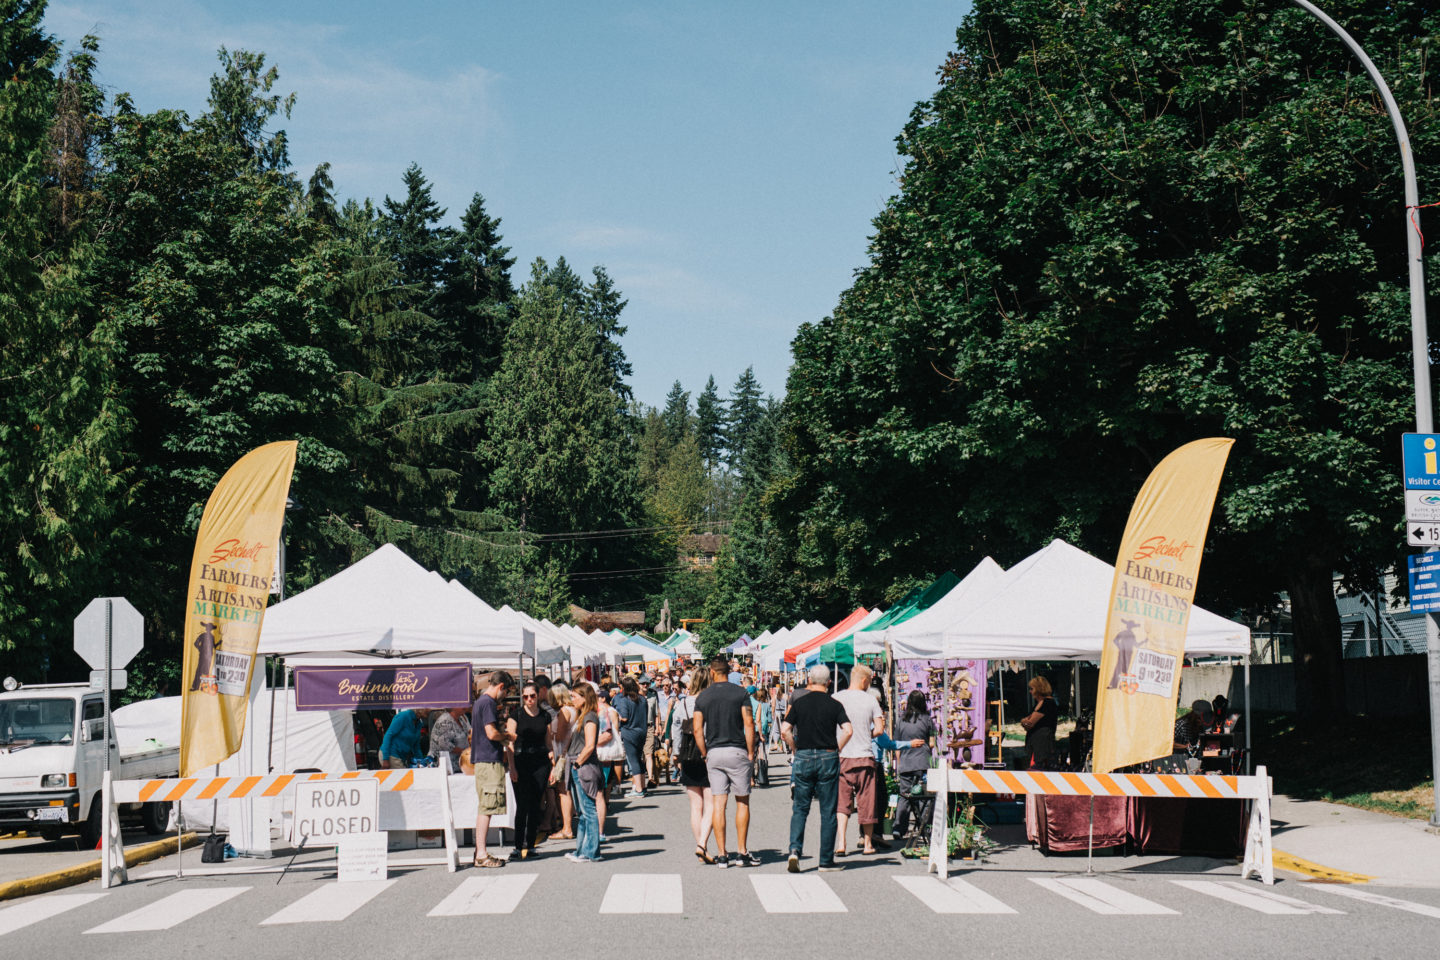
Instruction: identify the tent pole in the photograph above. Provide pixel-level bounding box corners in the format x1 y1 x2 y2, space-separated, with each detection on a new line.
1244 659 1252 776
282 664 291 773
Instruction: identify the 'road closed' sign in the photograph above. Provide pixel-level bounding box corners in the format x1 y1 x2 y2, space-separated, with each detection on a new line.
292 779 380 844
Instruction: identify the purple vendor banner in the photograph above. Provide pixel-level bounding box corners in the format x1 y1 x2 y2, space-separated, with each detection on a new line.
293 663 473 712
894 659 988 768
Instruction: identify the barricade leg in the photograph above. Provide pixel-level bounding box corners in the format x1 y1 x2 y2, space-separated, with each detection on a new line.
100 771 128 889
1240 765 1274 885
439 756 458 872
927 759 949 880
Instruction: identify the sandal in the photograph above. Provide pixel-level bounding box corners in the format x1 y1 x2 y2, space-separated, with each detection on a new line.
475 855 506 868
695 845 713 864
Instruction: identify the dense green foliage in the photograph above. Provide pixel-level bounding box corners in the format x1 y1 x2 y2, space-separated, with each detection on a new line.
0 8 127 678
759 0 1439 718
0 1 767 681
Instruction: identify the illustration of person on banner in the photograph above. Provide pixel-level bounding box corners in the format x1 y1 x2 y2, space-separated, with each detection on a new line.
179 440 298 776
1092 437 1233 775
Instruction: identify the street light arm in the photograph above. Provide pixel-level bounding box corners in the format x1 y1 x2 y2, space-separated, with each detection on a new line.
1288 0 1430 432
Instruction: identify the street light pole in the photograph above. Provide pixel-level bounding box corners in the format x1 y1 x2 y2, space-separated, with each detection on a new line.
1288 0 1439 827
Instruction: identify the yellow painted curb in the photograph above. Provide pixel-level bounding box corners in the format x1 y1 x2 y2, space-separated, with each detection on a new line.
1273 848 1374 884
0 833 201 902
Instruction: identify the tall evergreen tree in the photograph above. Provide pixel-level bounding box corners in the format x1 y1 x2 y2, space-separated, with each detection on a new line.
695 375 725 467
661 380 692 447
482 259 645 607
582 266 632 400
433 191 515 382
725 366 765 469
316 197 519 577
0 7 128 676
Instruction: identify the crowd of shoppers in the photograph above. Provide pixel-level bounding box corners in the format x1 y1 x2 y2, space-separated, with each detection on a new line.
362 655 947 873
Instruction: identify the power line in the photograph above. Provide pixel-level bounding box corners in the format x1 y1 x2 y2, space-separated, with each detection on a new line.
532 519 731 543
564 564 704 581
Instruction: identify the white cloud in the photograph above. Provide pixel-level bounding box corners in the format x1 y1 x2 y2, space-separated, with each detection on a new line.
47 0 506 206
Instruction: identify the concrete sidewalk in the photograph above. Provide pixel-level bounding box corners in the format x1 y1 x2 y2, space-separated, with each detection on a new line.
1270 794 1440 888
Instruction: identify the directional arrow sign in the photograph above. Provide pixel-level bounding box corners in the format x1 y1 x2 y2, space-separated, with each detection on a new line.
1408 524 1440 547
74 597 144 670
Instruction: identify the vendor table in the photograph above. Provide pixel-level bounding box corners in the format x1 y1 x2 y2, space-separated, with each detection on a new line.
1027 794 1246 856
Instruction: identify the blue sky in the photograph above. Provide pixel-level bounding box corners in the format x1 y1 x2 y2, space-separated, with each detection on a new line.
47 0 969 410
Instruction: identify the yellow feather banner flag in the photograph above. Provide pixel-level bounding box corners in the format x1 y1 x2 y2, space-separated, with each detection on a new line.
1092 438 1233 775
180 441 297 776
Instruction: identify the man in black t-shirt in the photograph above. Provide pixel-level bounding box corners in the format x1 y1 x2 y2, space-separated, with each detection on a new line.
695 655 757 867
780 664 853 873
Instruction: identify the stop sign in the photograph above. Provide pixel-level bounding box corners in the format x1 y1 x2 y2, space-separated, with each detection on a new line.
74 597 144 670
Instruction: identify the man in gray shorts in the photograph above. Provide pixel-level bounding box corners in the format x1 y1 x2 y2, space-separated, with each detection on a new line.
694 654 758 867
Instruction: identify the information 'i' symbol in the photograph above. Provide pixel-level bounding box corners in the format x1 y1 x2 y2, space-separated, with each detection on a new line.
1427 437 1437 475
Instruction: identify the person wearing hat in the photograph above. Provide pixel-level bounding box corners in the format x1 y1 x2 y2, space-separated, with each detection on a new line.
1173 699 1215 773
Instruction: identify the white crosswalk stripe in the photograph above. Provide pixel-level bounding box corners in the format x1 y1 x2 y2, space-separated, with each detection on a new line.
599 874 683 913
893 876 1017 914
84 887 249 934
1308 885 1440 919
261 879 396 925
1032 877 1178 915
750 875 846 913
22 868 1434 935
0 893 106 937
428 874 537 916
1171 880 1343 915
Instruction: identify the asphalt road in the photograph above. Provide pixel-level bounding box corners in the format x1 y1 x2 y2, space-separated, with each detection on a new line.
2 754 1437 959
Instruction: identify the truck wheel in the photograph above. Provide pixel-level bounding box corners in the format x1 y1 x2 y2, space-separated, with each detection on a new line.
79 795 104 848
140 801 171 835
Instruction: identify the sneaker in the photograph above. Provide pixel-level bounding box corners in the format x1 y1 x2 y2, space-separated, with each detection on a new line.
563 852 582 862
818 863 844 872
787 852 800 874
741 851 762 867
715 856 730 869
624 790 645 799
581 855 605 863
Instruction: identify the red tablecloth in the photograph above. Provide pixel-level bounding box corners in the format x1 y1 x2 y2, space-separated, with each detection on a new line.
1026 794 1246 856
1026 794 1127 852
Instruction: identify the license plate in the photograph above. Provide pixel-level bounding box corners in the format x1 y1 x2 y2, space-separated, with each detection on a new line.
34 806 68 822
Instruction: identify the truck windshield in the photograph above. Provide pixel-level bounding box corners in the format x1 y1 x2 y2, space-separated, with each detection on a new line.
0 698 76 746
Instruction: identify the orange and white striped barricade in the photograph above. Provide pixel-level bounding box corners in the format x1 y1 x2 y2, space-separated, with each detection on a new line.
926 764 1274 885
105 767 458 886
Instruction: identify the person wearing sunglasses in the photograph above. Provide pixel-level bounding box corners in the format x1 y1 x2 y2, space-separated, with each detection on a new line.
507 681 551 859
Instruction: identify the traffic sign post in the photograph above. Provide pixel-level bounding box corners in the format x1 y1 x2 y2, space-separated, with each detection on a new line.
74 598 144 779
1401 435 1440 828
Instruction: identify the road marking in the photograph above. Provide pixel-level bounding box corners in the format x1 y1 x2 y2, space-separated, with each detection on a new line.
1171 880 1343 915
84 887 249 933
750 875 846 913
260 879 395 925
1273 849 1374 884
1032 877 1177 915
0 893 105 937
428 875 537 916
1310 885 1440 919
893 876 1017 914
599 874 682 913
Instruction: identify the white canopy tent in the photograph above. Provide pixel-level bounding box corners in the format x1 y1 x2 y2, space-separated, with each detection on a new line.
879 539 1249 661
258 543 527 658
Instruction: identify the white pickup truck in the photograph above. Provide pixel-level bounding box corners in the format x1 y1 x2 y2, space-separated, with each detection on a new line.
0 682 178 844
